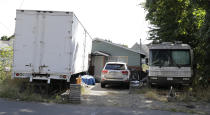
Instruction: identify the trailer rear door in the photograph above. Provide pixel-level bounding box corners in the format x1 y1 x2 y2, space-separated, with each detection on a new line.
14 11 73 74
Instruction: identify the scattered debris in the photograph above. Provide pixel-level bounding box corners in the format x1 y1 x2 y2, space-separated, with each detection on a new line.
129 80 140 94
185 104 196 109
167 86 176 102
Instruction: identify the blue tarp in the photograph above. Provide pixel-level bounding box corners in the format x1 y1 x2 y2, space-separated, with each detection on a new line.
81 75 95 85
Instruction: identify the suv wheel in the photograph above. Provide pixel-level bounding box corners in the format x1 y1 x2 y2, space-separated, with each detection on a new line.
126 84 130 89
101 83 106 88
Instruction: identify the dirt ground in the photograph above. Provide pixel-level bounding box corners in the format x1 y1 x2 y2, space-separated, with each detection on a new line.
81 83 210 115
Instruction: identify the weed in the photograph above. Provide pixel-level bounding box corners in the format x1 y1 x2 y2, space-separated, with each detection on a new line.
0 78 67 103
135 87 151 94
0 47 67 103
177 86 210 102
55 95 62 103
135 88 167 102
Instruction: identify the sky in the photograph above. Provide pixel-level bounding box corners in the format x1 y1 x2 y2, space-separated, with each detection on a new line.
0 0 150 47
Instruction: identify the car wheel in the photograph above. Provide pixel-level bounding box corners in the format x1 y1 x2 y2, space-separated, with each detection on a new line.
101 83 105 88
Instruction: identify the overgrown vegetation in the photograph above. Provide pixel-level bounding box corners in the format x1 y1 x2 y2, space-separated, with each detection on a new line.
136 87 167 102
177 86 210 102
136 86 210 103
144 0 210 87
0 79 43 101
0 46 67 103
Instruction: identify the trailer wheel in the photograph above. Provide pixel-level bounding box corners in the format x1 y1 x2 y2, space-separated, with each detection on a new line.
70 74 78 84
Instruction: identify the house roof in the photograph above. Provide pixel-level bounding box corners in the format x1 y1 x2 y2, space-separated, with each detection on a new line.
92 51 110 57
93 38 146 57
131 42 149 57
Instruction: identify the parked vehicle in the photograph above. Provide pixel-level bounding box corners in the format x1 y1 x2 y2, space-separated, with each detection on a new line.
100 62 130 88
148 42 193 86
13 10 92 84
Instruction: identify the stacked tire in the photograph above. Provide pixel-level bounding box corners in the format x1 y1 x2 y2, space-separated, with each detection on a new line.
69 84 81 103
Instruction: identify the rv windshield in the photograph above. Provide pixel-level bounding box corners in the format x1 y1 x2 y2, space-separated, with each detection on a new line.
150 50 190 67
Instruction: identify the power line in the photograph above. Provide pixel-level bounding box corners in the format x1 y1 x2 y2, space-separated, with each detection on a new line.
19 0 25 9
0 22 11 32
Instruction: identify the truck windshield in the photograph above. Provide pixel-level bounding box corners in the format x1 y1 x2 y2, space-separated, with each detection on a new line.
150 50 190 67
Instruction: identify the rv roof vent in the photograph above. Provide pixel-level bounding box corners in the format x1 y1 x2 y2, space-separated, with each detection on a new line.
174 41 182 44
162 42 173 45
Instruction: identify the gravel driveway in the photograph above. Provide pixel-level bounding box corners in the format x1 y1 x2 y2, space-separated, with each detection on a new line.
81 83 210 115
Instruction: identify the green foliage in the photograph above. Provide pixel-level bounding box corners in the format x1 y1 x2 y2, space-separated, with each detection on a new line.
177 86 210 102
0 46 67 103
0 35 14 41
144 0 204 43
144 0 210 86
0 47 13 81
1 36 9 41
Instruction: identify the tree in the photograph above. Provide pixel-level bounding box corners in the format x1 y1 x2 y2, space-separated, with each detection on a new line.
1 36 9 41
1 35 14 41
196 1 210 84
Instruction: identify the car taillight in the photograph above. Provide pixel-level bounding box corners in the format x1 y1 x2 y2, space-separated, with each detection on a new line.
16 73 20 76
102 70 108 74
101 78 105 81
122 71 128 75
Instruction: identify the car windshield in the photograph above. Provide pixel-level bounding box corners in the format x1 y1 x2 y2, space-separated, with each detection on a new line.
150 50 190 67
105 64 125 70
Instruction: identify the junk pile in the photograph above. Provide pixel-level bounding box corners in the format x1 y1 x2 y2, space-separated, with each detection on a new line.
69 84 81 103
81 75 95 85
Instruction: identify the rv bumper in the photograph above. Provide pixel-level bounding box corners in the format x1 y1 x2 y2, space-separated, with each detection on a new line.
149 76 192 86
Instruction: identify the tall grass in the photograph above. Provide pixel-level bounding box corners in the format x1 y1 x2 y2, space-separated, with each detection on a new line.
177 86 210 102
0 78 43 101
136 86 210 102
0 47 65 103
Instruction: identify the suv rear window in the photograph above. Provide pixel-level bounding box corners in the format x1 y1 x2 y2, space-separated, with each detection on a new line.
105 64 125 70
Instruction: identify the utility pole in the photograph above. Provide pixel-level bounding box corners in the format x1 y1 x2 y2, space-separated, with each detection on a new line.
139 38 142 81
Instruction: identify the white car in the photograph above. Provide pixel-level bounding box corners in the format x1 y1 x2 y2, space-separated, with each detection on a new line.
100 62 130 88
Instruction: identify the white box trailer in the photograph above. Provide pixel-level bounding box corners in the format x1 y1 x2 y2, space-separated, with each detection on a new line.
13 10 92 84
